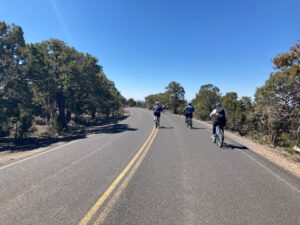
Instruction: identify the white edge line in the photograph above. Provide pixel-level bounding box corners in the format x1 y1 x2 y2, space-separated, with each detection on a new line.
0 139 81 170
168 112 300 193
0 111 133 171
239 150 300 193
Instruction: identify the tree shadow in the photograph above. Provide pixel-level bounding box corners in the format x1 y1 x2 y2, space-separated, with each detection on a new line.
159 126 174 129
0 135 87 153
190 127 206 130
76 115 129 127
0 121 137 153
96 124 137 134
222 143 248 150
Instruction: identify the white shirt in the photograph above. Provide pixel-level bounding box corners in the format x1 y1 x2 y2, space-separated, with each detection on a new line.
210 107 226 117
210 109 218 117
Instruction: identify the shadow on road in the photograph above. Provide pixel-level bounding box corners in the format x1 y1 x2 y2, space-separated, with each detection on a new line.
222 143 248 150
159 126 174 129
190 127 206 130
0 121 137 153
99 124 137 134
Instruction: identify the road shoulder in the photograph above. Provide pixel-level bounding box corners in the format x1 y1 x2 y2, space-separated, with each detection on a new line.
0 115 129 167
196 119 300 178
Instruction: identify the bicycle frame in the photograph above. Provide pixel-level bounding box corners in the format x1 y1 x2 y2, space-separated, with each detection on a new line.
154 116 160 128
185 115 193 128
187 117 192 128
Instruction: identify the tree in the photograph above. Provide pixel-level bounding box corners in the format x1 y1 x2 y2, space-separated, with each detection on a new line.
221 92 239 131
34 39 71 131
127 98 137 107
192 84 221 120
0 21 125 139
136 101 146 108
0 21 34 138
254 43 300 146
165 81 185 114
145 92 169 109
238 96 255 135
70 53 105 120
145 94 157 109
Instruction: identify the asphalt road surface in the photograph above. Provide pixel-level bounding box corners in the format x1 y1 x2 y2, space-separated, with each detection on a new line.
0 108 300 225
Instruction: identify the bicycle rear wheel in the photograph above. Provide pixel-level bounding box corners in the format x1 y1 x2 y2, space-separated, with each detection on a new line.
155 117 160 128
217 129 224 148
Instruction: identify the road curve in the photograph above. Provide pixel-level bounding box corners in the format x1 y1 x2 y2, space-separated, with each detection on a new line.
0 108 299 225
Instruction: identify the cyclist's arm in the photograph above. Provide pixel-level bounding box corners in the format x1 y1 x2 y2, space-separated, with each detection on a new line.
210 109 217 117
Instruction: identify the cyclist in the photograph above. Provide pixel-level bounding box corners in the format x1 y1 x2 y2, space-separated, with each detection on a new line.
153 101 163 122
183 102 195 124
210 102 226 139
162 104 166 113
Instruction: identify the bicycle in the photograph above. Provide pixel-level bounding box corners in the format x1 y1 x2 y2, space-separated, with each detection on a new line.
213 125 224 148
185 116 192 128
154 116 160 128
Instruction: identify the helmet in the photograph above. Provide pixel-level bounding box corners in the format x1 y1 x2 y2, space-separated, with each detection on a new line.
156 101 159 105
216 102 221 107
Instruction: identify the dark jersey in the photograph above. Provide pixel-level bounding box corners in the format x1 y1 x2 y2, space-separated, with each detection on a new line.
153 105 163 113
215 109 226 124
184 105 194 114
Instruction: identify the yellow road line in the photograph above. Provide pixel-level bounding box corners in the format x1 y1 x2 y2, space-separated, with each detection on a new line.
78 127 157 225
93 128 158 225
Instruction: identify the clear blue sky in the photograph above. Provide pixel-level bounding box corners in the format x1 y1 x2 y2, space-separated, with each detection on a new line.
1 0 299 100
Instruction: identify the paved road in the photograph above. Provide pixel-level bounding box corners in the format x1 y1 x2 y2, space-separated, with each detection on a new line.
0 108 299 225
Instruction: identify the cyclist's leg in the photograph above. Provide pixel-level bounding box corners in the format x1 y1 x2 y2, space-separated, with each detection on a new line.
157 113 161 124
213 122 217 135
218 124 224 146
188 113 193 126
184 114 187 125
220 124 225 135
154 112 158 121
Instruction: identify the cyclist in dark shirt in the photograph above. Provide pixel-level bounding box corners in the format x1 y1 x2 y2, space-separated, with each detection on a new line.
152 102 163 121
210 102 226 138
183 103 195 120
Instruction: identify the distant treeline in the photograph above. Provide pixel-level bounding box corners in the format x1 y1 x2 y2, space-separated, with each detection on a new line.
143 43 300 150
0 22 125 139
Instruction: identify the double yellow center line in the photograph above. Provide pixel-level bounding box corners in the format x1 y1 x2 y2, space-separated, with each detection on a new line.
78 127 158 225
